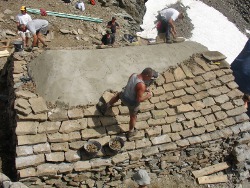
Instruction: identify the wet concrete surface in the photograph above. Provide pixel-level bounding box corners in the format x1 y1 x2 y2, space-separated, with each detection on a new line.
29 41 208 106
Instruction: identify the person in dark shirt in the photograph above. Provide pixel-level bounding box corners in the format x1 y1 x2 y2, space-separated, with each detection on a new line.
101 29 112 45
107 17 120 44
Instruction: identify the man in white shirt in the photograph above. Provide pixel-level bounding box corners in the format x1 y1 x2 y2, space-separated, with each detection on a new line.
17 19 49 48
16 6 32 47
160 8 184 43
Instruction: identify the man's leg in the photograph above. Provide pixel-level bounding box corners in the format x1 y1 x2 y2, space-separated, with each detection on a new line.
97 92 120 114
19 32 26 47
111 34 115 44
37 32 47 47
165 22 172 43
129 113 137 132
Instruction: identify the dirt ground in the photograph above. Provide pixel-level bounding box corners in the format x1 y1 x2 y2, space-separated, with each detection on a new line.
0 0 249 186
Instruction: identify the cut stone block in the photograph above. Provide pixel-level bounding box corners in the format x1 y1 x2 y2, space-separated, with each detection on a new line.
37 163 58 176
16 154 45 169
202 51 227 61
29 97 48 114
16 121 38 135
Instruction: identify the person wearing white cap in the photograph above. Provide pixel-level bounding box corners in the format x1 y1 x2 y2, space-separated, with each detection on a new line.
132 169 151 188
16 6 32 47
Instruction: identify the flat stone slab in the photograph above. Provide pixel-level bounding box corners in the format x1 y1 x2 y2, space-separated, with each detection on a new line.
29 41 207 106
173 37 185 43
202 51 227 61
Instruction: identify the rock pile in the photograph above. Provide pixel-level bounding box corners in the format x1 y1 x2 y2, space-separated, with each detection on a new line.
2 49 250 187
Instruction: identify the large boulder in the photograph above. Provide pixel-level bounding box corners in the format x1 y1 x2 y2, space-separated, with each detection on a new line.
117 0 146 24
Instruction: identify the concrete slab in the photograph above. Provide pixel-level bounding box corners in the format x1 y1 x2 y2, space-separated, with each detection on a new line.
28 41 207 106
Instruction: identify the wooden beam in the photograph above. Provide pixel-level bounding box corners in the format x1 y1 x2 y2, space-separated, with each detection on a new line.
198 175 228 184
192 162 229 178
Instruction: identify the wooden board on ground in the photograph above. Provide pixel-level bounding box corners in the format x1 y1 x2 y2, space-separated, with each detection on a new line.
173 37 185 43
198 175 228 184
0 50 10 58
192 162 230 178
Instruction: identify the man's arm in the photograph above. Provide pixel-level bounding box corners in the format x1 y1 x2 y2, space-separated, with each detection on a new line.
135 82 152 103
107 22 111 28
168 18 177 38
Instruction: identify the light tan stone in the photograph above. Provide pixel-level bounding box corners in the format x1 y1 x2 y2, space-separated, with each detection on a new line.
16 121 38 135
135 138 152 149
17 113 47 121
51 142 69 152
48 108 68 121
16 154 45 169
58 163 73 174
38 121 61 134
68 131 81 141
15 98 30 109
16 146 33 156
68 108 84 119
90 158 112 168
45 152 64 162
18 168 36 178
84 106 102 116
74 161 92 171
29 97 48 114
81 127 106 139
15 90 37 99
151 135 171 145
128 150 142 161
47 132 69 143
33 143 51 154
112 152 129 164
65 150 81 162
37 163 58 176
18 134 47 146
59 120 81 133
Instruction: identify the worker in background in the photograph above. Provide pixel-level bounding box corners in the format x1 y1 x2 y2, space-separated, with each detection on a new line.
132 169 151 188
159 8 184 43
101 29 112 45
16 6 32 47
17 19 49 48
107 17 120 45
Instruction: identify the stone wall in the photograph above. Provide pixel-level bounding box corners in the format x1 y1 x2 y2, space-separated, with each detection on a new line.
7 50 250 188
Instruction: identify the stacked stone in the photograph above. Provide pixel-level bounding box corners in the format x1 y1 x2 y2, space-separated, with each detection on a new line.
7 51 250 188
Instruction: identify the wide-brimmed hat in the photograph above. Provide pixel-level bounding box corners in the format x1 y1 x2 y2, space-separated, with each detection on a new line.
133 169 151 185
106 29 112 34
20 6 26 11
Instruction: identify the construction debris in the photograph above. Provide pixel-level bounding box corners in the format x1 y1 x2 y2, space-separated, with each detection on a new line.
192 162 230 178
197 175 228 184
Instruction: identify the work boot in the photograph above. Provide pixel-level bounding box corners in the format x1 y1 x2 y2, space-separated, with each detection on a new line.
166 39 173 44
127 128 138 139
96 101 107 115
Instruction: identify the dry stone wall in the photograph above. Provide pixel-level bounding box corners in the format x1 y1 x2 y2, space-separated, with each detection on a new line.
5 50 250 188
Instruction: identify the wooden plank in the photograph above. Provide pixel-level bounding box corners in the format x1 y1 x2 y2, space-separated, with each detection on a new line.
192 162 229 178
198 175 228 184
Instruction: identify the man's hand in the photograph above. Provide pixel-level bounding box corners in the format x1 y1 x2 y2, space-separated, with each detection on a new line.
146 91 152 99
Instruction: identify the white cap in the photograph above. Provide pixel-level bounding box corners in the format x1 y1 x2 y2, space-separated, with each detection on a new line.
133 169 151 185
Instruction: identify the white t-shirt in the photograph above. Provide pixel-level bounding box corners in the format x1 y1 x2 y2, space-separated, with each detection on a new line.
16 13 32 25
160 8 179 21
76 2 85 11
27 19 49 35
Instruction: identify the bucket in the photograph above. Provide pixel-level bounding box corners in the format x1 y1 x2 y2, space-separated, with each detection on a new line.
12 41 23 52
109 137 125 153
84 140 102 157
